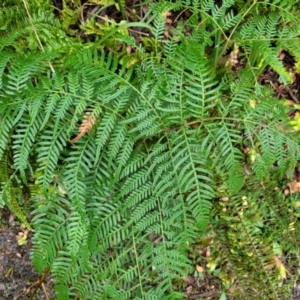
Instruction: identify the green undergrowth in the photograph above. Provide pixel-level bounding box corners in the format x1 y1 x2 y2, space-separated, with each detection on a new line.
1 0 300 299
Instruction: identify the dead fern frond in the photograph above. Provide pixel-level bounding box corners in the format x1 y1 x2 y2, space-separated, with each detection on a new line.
69 111 97 143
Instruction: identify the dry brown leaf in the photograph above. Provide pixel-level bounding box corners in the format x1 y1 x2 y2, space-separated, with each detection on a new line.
196 265 204 273
285 99 296 107
161 11 172 18
274 255 287 279
182 277 196 286
69 111 97 143
185 285 193 295
225 43 239 68
287 179 300 194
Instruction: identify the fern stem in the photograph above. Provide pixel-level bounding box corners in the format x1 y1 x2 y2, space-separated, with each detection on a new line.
22 0 55 73
214 0 258 70
132 234 145 299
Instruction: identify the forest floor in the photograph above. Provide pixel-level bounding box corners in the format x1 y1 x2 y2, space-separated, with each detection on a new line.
0 208 54 300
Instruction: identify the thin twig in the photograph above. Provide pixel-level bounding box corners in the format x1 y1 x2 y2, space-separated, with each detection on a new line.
42 282 51 300
29 266 50 300
128 29 150 36
14 280 39 299
284 85 299 103
187 291 219 299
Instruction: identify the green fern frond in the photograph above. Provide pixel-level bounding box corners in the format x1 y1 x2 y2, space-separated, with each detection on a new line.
36 127 68 190
1 1 300 298
31 191 71 272
12 114 43 181
0 151 32 229
0 109 14 160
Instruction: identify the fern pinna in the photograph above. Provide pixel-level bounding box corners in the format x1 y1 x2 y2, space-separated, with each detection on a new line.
1 0 300 299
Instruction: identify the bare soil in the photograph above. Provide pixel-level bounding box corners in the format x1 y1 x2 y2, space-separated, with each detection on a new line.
0 209 54 300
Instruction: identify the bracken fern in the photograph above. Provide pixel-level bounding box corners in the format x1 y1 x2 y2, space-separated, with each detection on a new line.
1 0 300 299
